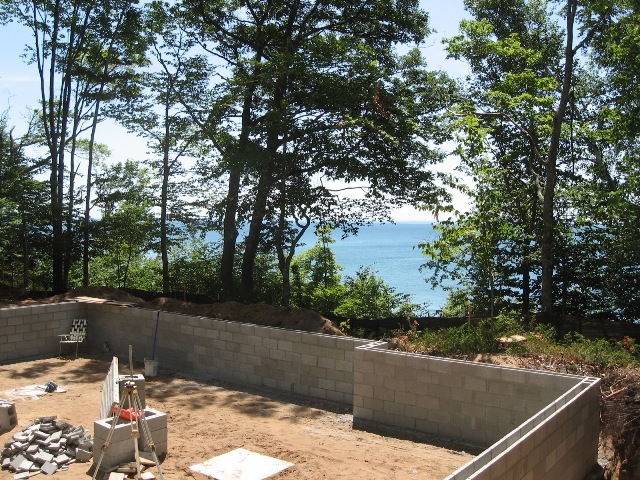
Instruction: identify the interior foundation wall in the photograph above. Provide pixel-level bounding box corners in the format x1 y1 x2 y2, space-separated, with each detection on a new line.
0 303 601 480
352 343 585 446
445 378 600 480
86 305 371 404
0 302 87 363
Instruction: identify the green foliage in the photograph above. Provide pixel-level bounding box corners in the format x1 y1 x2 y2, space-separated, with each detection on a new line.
169 239 222 298
290 227 345 314
395 315 521 355
392 314 640 373
334 266 417 319
510 328 640 373
291 229 417 319
90 161 157 289
441 289 472 317
0 116 50 290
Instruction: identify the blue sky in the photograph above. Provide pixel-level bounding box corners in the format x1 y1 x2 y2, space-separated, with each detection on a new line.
0 1 470 221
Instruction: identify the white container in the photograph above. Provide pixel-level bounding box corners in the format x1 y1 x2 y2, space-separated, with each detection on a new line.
144 358 158 377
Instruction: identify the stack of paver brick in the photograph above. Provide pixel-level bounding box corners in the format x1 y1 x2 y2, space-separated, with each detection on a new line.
1 416 93 478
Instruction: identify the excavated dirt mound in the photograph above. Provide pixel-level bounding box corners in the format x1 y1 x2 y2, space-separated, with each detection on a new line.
146 297 344 336
3 286 344 336
601 369 640 480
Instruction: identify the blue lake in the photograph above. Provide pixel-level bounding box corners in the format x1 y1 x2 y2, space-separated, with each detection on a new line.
296 222 449 310
207 221 451 310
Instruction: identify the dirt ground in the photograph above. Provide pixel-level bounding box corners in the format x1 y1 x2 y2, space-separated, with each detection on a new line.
0 356 476 480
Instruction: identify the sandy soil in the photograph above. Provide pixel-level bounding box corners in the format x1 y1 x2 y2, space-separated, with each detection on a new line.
0 356 475 480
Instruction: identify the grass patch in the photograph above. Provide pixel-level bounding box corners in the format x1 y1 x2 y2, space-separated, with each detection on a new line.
390 315 640 374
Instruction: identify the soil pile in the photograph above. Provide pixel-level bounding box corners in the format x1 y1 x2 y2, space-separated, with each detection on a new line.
601 369 640 480
145 296 344 336
1 286 344 336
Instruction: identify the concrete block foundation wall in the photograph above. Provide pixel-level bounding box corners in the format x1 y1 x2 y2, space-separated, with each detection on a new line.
0 302 87 363
353 342 585 446
86 305 371 404
445 378 600 480
0 303 601 480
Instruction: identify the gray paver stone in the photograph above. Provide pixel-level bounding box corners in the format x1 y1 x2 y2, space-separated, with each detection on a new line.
36 450 54 463
16 458 33 472
10 454 27 469
54 453 70 465
75 448 92 463
41 460 58 475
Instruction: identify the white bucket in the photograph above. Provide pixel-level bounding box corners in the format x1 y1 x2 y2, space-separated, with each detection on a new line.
144 358 158 378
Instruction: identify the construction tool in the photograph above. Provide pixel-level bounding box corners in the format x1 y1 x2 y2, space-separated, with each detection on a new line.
92 346 164 480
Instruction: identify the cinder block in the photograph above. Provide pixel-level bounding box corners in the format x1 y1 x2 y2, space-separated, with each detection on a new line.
93 408 167 470
0 401 18 433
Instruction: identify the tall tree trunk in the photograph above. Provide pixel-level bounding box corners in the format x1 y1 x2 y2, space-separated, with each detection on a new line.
240 166 273 303
240 73 288 303
220 166 241 301
219 52 262 301
541 0 577 314
161 92 172 294
83 105 101 286
21 213 30 291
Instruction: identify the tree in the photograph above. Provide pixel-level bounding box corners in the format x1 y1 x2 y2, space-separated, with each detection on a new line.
438 0 602 316
78 0 149 287
1 0 148 292
91 161 157 288
291 226 345 314
0 114 49 290
335 266 416 319
175 0 452 304
110 2 202 294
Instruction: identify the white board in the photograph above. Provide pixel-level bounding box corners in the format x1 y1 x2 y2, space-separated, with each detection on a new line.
190 448 293 480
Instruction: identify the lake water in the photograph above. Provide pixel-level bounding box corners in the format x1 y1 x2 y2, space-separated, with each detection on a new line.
208 221 451 310
296 222 449 310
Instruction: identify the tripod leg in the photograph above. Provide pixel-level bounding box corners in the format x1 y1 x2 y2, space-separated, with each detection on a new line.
92 387 130 480
132 393 165 480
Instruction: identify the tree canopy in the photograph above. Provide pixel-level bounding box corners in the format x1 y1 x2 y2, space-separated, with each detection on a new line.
0 0 639 323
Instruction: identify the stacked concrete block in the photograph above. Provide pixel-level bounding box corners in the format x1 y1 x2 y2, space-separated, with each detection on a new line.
0 399 18 434
101 357 120 420
445 377 601 480
93 408 167 471
1 417 93 476
138 408 167 455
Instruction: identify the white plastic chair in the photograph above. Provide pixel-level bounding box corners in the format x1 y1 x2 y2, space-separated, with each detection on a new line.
58 318 87 357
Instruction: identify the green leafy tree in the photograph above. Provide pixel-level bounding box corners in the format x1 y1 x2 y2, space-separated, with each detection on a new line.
91 161 157 288
335 266 416 320
0 115 50 290
1 0 149 292
174 0 452 304
291 227 345 314
435 0 598 317
111 2 202 295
